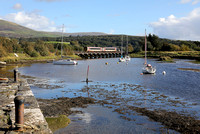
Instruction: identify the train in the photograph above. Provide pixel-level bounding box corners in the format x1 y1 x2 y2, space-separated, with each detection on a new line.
85 47 117 52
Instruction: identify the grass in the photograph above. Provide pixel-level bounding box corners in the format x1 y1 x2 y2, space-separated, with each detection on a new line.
148 51 200 57
45 41 70 45
130 53 143 58
189 60 200 64
0 53 81 63
178 68 200 72
45 115 70 132
131 51 200 60
158 56 174 62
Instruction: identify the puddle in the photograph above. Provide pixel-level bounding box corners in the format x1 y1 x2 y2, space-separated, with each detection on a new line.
54 105 178 134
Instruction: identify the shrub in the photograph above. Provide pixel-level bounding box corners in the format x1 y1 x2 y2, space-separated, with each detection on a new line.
34 44 49 56
30 51 39 57
0 44 7 57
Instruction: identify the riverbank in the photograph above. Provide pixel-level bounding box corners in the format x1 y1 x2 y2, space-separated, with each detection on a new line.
1 51 200 65
0 53 81 64
130 51 200 62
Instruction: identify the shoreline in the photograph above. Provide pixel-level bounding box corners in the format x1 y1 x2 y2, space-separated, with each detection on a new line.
0 51 200 65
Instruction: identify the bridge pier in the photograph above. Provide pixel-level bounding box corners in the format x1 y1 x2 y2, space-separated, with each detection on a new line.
76 51 124 59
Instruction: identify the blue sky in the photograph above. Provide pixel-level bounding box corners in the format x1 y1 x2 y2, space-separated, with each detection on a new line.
1 0 200 41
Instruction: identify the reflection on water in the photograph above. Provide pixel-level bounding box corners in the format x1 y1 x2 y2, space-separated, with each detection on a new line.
55 105 178 134
17 58 200 133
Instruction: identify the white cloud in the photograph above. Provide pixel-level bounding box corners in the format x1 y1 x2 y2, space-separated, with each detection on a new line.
13 3 23 10
2 11 60 32
192 0 200 4
180 0 192 4
35 0 68 2
150 8 200 41
180 0 200 4
75 113 92 124
109 29 115 34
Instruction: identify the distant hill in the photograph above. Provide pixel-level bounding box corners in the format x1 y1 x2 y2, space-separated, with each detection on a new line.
0 19 59 38
0 19 107 38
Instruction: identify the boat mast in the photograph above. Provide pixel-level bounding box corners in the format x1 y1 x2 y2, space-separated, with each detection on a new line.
61 24 64 58
121 35 123 57
126 35 128 56
144 29 147 65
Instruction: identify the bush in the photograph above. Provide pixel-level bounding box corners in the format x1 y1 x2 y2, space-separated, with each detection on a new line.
30 51 39 57
0 44 7 57
34 44 49 56
180 44 190 51
159 56 173 62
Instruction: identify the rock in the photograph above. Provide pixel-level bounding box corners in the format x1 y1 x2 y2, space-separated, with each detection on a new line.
0 78 8 83
0 61 6 65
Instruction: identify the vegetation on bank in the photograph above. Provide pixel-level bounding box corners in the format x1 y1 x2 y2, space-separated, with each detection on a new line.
130 51 200 61
0 37 81 63
45 115 70 132
0 53 81 63
0 34 200 63
158 56 173 62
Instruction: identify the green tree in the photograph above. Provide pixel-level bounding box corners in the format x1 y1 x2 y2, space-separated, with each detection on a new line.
0 44 7 57
180 44 190 51
147 34 162 50
35 44 49 56
128 44 134 53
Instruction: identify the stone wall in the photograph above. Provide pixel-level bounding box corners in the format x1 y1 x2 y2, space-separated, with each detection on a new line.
0 79 52 134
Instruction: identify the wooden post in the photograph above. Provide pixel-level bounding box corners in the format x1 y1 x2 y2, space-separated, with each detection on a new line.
86 65 89 84
14 69 18 82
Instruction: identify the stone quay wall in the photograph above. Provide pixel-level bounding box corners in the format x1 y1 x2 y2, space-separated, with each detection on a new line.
0 78 52 134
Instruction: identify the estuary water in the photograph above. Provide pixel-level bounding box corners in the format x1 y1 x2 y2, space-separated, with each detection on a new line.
17 58 200 133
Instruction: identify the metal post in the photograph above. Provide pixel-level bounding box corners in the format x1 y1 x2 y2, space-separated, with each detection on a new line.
14 96 24 131
14 69 18 82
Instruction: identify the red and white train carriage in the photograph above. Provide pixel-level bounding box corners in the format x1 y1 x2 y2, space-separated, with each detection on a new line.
85 47 117 52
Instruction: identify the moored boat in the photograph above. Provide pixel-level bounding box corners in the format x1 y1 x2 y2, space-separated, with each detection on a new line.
118 35 126 62
53 24 78 65
142 30 156 74
53 59 78 65
125 55 131 61
119 57 126 62
125 35 131 61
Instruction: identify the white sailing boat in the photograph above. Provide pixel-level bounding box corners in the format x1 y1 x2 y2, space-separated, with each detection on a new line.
124 35 131 61
53 25 78 65
142 30 156 74
119 35 126 62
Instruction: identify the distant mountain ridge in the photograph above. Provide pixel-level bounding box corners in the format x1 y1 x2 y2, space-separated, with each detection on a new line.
0 19 107 38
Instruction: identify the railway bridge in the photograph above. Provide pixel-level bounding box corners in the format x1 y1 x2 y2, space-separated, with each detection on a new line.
75 51 124 59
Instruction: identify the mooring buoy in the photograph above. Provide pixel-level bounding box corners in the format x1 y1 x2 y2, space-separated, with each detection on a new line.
162 71 166 75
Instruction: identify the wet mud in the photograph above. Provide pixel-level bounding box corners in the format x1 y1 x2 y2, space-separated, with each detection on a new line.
114 106 200 133
178 68 200 72
37 97 95 117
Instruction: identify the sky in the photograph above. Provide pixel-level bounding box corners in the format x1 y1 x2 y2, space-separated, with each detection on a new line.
0 0 200 41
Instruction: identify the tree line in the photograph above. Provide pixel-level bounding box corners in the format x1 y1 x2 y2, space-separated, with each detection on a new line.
1 34 200 58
